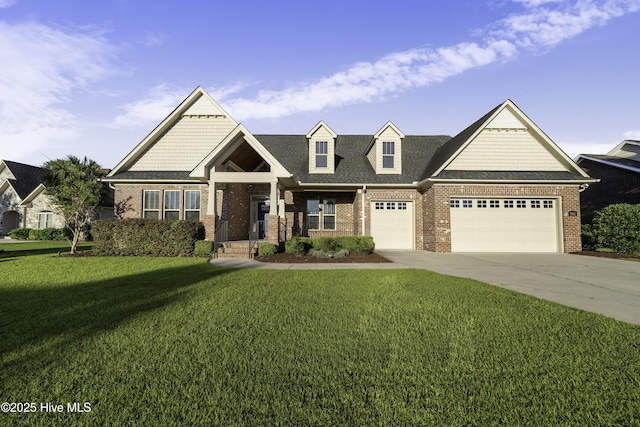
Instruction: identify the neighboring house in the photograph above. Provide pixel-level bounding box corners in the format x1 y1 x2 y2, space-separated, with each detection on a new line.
575 140 640 223
104 87 595 253
0 160 65 235
0 160 115 236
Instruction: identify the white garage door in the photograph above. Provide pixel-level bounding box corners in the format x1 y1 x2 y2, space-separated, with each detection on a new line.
370 201 414 250
450 198 560 252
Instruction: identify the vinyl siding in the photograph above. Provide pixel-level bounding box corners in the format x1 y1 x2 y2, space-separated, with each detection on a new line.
445 128 567 171
375 127 402 174
308 126 335 174
128 116 236 171
486 108 527 129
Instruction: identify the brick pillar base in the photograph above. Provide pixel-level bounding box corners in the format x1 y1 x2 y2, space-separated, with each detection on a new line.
267 215 280 244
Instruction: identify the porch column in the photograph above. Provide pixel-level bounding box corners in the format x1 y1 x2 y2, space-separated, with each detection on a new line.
269 180 278 216
207 180 216 217
267 180 279 244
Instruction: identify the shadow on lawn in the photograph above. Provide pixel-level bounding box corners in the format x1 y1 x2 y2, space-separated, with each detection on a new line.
0 243 92 261
0 262 227 377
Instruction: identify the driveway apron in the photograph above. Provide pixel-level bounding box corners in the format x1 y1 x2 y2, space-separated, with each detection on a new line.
377 251 640 326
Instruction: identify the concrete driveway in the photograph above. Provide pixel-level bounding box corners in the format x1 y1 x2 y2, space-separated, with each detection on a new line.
377 251 640 325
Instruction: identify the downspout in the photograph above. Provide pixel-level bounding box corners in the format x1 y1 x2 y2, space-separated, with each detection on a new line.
361 185 366 236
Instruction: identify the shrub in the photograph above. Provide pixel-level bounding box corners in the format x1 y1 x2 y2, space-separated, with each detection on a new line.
285 236 311 255
591 203 640 254
92 219 205 256
28 229 39 240
312 237 338 252
581 224 597 251
258 242 277 257
9 228 30 240
335 236 375 255
333 248 349 258
194 240 214 257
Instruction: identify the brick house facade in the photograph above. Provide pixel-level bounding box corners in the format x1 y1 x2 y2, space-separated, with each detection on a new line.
105 87 595 253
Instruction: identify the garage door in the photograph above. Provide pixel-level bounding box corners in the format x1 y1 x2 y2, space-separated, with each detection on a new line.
450 198 560 252
370 201 414 249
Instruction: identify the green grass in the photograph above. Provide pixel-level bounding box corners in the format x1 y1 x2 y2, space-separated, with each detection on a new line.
2 242 640 426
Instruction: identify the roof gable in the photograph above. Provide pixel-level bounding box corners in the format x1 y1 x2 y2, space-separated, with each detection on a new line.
0 160 47 199
108 87 237 176
190 124 291 179
422 100 590 181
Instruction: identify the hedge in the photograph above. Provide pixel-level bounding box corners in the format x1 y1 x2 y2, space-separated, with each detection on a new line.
285 235 374 256
591 203 640 254
92 219 205 256
10 227 71 241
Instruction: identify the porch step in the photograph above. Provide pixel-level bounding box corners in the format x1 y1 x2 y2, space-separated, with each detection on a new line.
214 241 259 259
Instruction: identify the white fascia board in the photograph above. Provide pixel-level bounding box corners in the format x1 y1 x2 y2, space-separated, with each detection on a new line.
373 121 405 139
108 87 238 177
606 140 640 156
297 182 416 188
306 121 337 139
190 124 292 179
19 183 46 206
102 178 204 184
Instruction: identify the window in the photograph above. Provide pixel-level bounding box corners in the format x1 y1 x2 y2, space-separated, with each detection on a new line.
517 200 526 208
185 191 201 220
531 200 541 209
315 141 328 168
38 211 53 229
504 200 514 208
323 200 336 230
164 190 180 219
382 141 394 168
543 200 554 209
477 200 487 208
143 190 160 219
462 200 473 208
375 202 384 210
490 200 500 208
398 202 407 210
450 199 460 208
386 202 396 210
307 199 336 230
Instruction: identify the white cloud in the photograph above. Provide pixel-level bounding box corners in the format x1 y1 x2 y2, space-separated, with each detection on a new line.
0 0 17 8
0 21 120 160
218 0 640 120
113 84 191 127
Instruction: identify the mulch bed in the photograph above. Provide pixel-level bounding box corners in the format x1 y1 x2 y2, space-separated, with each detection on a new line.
256 252 392 263
574 251 640 260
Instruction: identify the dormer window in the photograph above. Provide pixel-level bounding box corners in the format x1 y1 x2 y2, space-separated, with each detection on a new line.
316 141 328 168
382 141 395 168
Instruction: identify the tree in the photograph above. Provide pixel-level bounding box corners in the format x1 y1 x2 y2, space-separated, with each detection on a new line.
43 156 105 254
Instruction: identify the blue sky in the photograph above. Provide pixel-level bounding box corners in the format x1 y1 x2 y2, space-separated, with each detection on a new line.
1 0 639 168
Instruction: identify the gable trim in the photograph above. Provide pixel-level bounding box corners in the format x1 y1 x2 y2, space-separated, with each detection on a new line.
19 183 46 206
423 100 591 183
577 154 640 174
190 124 292 179
108 87 237 177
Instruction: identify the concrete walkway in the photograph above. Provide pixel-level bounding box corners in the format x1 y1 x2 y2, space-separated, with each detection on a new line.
209 252 640 325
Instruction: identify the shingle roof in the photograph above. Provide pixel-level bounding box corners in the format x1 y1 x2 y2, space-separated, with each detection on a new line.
434 171 588 181
2 160 46 199
255 134 451 184
578 154 640 173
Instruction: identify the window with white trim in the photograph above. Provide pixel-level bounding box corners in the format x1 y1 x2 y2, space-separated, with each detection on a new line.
462 199 473 208
543 200 554 208
504 200 514 208
382 141 394 168
315 141 328 168
38 211 53 229
375 202 384 210
143 190 160 219
398 202 407 210
490 200 500 208
516 200 526 208
450 199 460 208
185 191 201 220
386 202 396 210
307 199 337 230
164 190 180 219
531 200 541 208
477 200 487 208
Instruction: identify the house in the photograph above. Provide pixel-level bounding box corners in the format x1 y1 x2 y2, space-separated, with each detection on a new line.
104 87 595 254
0 160 115 236
0 160 65 235
575 140 640 223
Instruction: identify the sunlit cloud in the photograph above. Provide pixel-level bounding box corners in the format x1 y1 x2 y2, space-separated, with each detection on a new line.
214 0 640 120
112 84 191 127
0 21 120 160
623 130 640 140
0 0 17 8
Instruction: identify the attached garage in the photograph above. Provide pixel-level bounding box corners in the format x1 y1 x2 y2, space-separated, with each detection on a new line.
370 200 414 249
450 197 561 252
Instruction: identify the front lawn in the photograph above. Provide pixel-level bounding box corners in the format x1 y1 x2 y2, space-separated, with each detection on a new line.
2 242 639 426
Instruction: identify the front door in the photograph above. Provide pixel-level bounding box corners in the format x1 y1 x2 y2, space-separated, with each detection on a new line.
251 197 270 239
1 210 19 235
